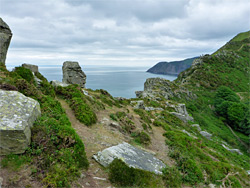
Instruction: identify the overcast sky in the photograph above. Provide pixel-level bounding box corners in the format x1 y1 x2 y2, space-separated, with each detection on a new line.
1 0 249 67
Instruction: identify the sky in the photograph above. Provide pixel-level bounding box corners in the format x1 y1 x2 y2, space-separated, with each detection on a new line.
1 0 250 67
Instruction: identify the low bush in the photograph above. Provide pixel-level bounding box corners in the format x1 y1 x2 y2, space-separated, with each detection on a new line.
108 158 163 188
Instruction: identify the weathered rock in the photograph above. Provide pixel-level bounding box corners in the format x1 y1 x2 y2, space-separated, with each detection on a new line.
131 100 145 109
22 63 39 73
0 90 41 155
62 61 86 88
191 124 201 131
170 112 194 123
51 80 69 87
135 78 196 100
200 131 212 140
0 18 12 65
247 170 250 175
222 144 243 155
145 107 164 111
93 142 166 175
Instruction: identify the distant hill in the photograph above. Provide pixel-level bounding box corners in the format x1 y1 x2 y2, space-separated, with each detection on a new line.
147 57 198 75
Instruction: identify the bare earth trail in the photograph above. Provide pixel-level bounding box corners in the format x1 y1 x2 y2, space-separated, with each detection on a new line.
58 98 172 187
58 99 124 188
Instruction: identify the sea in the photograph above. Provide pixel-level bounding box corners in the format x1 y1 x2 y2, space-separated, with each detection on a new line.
7 65 177 99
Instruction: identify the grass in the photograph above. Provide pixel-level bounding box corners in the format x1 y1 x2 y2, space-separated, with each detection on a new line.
0 64 89 187
55 85 97 126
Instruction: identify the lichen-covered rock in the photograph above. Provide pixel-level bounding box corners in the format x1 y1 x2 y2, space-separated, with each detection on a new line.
0 18 12 65
0 90 41 155
62 61 86 88
93 142 166 175
135 78 196 100
170 112 194 123
191 124 201 131
222 144 243 155
200 131 212 140
22 63 39 73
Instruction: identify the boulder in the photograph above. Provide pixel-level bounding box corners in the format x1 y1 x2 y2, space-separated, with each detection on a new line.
93 142 166 175
22 63 39 73
222 144 243 155
200 131 212 140
62 61 86 88
170 112 194 123
0 90 41 155
51 80 69 87
191 124 201 131
0 18 12 65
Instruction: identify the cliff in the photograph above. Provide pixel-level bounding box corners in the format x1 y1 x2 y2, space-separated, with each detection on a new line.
147 57 198 75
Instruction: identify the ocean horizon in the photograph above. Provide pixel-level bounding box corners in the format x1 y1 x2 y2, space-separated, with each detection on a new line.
7 65 177 98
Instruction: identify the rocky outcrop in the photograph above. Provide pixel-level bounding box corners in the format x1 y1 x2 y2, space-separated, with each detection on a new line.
51 80 69 87
147 57 197 75
222 144 243 155
22 63 39 73
62 61 86 88
136 78 196 100
166 102 194 122
0 90 41 155
131 100 163 111
93 142 166 175
191 124 201 131
0 18 12 65
200 131 212 140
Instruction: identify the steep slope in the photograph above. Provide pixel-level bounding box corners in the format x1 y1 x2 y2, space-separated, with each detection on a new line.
176 31 250 91
147 57 198 75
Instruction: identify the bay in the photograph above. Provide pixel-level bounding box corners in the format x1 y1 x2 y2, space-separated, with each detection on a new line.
8 65 177 98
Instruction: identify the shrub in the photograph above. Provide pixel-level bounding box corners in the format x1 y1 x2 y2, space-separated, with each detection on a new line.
108 158 163 188
13 67 35 84
132 131 151 145
162 166 182 188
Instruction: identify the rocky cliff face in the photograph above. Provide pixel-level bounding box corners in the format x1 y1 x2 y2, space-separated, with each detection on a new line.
147 57 197 75
0 18 12 65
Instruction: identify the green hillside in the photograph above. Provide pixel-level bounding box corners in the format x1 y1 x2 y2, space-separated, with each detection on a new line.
0 31 250 188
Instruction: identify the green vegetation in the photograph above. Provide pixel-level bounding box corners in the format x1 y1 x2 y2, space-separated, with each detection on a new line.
55 85 97 126
110 111 135 133
108 158 163 188
0 64 89 187
214 86 249 135
131 131 151 145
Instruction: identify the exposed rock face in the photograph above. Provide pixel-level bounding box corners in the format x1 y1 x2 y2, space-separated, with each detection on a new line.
136 78 196 100
0 18 12 65
22 63 39 73
93 142 166 175
191 124 201 131
166 102 194 122
62 61 86 88
0 90 41 155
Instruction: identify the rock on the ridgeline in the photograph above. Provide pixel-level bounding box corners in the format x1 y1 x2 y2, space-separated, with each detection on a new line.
0 18 12 65
51 80 69 87
93 142 166 175
0 90 41 155
200 131 212 140
170 112 194 122
22 63 39 73
62 61 86 88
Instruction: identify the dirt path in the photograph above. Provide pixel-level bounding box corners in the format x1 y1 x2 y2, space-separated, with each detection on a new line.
58 99 126 188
